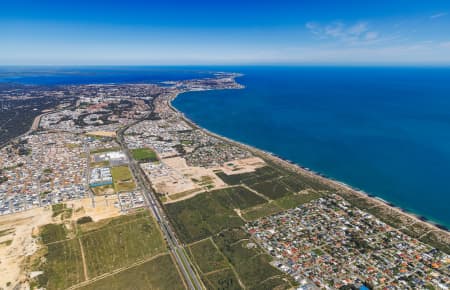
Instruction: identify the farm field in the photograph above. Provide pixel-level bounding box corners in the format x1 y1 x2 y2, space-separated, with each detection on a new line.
212 186 267 210
80 211 166 277
241 202 283 221
216 165 333 195
202 268 243 290
215 166 282 186
165 186 267 243
39 223 67 244
247 179 292 199
213 228 292 290
39 239 86 290
32 210 168 289
274 191 325 209
79 254 185 290
241 191 325 221
188 238 228 274
164 165 331 290
165 167 327 290
188 234 288 290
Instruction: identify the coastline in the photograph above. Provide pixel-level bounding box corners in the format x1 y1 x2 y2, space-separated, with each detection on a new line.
168 89 450 241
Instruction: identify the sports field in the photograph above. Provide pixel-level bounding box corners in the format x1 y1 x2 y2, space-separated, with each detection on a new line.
111 165 136 192
131 148 158 162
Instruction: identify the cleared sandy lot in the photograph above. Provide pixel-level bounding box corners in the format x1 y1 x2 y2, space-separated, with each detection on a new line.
149 156 227 200
0 207 52 289
216 157 266 175
0 196 121 289
147 157 266 203
86 131 117 137
66 195 122 222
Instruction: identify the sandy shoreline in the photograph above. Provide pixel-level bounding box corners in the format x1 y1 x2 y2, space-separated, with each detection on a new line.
168 90 450 241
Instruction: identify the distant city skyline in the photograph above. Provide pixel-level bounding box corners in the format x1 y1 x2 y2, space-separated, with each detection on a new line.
2 0 450 65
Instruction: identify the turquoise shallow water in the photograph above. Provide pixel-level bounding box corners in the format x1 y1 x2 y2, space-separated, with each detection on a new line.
173 66 450 228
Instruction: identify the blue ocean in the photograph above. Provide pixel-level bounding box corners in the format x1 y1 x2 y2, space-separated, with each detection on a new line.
173 66 450 228
2 66 449 227
0 66 213 85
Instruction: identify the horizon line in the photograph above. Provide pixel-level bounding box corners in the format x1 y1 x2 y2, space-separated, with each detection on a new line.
1 63 450 68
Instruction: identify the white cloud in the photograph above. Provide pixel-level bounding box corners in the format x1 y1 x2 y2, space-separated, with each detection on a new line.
306 21 379 45
305 22 323 38
364 31 379 41
347 22 368 36
276 42 450 64
431 12 447 19
440 41 450 48
324 22 345 38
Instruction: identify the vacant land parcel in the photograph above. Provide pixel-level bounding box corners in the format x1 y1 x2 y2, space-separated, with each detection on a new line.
164 165 331 290
165 186 265 243
166 186 294 289
79 211 166 277
189 238 242 290
31 210 170 290
79 254 185 290
32 224 84 290
213 228 293 290
216 165 333 197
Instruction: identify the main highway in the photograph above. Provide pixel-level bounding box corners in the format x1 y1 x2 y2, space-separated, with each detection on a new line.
116 121 204 290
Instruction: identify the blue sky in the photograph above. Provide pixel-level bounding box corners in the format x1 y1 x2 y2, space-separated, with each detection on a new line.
1 0 450 65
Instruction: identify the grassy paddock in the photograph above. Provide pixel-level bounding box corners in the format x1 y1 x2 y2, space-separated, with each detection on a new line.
80 212 166 277
37 239 85 290
189 238 228 274
213 229 290 289
420 232 450 254
215 166 281 186
202 268 243 290
279 175 310 192
248 179 292 200
275 191 324 210
78 210 147 233
40 224 67 244
165 187 266 243
169 188 201 201
51 203 71 218
33 211 168 289
250 277 292 290
79 254 185 290
212 186 267 210
241 202 283 221
166 192 244 243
